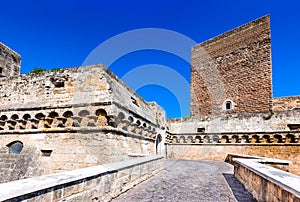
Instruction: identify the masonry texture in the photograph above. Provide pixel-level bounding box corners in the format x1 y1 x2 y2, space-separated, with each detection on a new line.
0 155 164 202
1 14 300 201
167 144 300 175
191 15 272 116
0 42 21 78
233 158 300 201
0 65 166 183
273 96 300 111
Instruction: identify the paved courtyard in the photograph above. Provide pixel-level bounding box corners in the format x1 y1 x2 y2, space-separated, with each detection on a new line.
112 160 255 202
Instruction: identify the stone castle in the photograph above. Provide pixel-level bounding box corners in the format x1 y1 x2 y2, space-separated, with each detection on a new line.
0 15 300 201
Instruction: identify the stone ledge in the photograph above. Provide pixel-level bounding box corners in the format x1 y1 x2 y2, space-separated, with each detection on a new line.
0 154 164 201
0 126 156 141
128 153 149 157
227 154 291 165
233 157 300 200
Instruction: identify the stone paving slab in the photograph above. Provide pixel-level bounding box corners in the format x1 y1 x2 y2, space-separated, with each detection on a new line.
112 160 256 202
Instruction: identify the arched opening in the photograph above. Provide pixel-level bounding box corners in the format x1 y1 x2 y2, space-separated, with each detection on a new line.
0 115 7 129
212 135 219 143
7 141 23 154
8 114 19 130
22 114 31 120
179 136 185 143
35 113 45 120
11 114 19 120
63 111 74 118
62 111 74 127
155 134 162 154
95 109 108 126
226 102 231 110
231 135 239 143
251 135 260 143
195 136 201 143
241 135 250 143
0 115 8 121
203 135 210 143
19 114 30 129
286 134 295 143
78 110 90 117
117 112 125 120
273 135 282 143
95 109 107 117
128 116 134 123
48 111 59 118
262 135 270 143
172 136 178 143
187 136 193 143
223 100 234 110
221 135 229 143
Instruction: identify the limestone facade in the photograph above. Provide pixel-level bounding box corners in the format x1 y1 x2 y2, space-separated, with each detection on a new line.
0 64 166 183
168 110 300 134
0 42 21 78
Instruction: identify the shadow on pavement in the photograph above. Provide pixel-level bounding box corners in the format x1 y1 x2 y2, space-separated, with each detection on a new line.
223 173 257 202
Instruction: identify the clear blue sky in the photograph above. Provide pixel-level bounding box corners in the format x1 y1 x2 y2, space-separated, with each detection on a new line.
0 1 299 118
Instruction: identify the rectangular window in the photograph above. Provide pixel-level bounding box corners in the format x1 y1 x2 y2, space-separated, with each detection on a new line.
197 128 205 133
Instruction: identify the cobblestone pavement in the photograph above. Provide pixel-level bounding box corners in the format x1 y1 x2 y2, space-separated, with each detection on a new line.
112 160 256 202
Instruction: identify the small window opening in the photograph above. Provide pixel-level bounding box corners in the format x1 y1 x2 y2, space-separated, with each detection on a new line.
41 150 52 157
197 128 205 133
226 102 232 110
131 97 139 107
0 67 3 74
224 100 234 110
7 141 23 154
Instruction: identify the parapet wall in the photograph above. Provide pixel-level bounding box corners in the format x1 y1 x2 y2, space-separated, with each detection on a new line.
167 144 300 175
273 96 300 111
0 155 164 202
167 109 300 175
233 157 300 201
168 110 300 134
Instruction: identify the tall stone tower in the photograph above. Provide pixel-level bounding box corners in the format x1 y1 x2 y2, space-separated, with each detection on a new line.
0 42 21 78
190 15 272 117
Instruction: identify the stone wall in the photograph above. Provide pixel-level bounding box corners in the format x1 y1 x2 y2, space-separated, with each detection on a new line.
0 155 164 202
0 129 158 183
168 109 300 133
0 65 166 182
0 42 21 78
190 15 272 116
0 65 166 125
273 96 300 111
167 144 300 175
233 158 300 201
